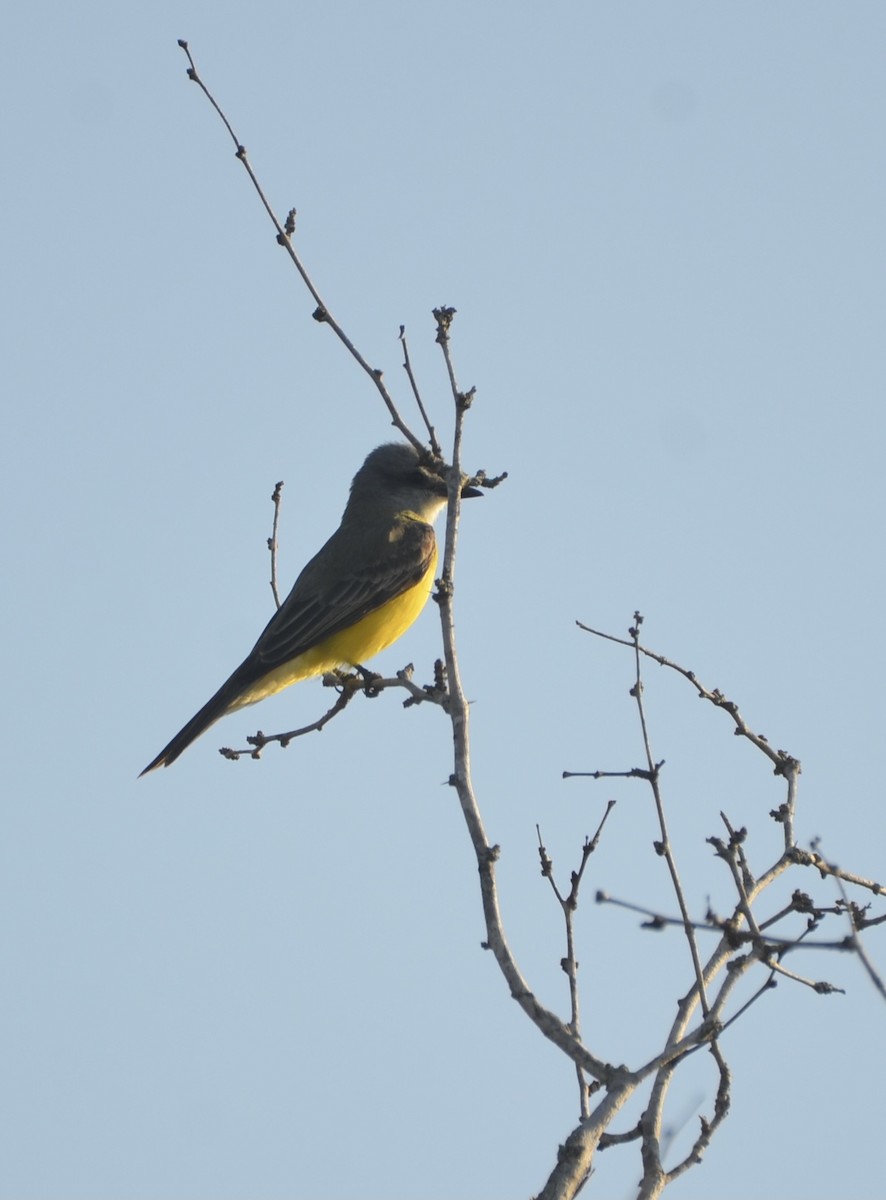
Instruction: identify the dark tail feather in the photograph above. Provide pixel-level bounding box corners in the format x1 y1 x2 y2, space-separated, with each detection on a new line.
139 668 252 776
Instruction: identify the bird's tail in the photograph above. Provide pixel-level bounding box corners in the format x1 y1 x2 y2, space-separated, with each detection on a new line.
139 673 248 776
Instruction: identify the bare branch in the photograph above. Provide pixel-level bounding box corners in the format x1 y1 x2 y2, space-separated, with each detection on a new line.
219 677 358 760
663 1044 731 1184
534 1083 638 1200
576 618 801 791
267 480 284 610
176 40 425 450
764 957 845 994
432 315 613 1086
845 924 886 1002
218 666 446 761
563 766 660 782
831 867 886 1003
537 804 616 1116
628 613 711 1019
399 326 440 455
788 845 886 896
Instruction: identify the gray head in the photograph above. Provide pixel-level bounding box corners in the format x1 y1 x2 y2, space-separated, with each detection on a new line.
345 442 480 523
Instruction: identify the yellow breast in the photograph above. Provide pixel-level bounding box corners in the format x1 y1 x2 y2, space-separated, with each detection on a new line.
229 547 438 710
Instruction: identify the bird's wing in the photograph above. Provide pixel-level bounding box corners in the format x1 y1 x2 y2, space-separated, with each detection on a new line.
138 516 437 775
252 516 437 668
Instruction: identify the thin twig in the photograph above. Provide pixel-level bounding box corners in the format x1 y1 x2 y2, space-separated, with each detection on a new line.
563 767 657 782
218 667 447 761
763 957 845 994
788 846 886 896
219 684 356 760
576 618 801 788
596 892 723 934
708 833 764 945
664 1044 731 1183
399 326 440 455
845 924 886 1001
176 40 424 451
597 892 854 951
628 613 710 1018
537 803 616 1117
833 873 886 1003
268 480 284 610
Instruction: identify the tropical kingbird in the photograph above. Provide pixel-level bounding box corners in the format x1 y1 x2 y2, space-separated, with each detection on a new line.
140 442 480 775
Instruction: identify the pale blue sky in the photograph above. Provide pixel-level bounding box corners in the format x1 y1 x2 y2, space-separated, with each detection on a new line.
3 3 885 1198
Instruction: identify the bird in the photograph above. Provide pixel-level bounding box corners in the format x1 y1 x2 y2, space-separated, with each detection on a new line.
140 442 481 774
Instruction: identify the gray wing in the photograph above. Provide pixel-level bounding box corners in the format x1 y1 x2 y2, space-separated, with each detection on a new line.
251 517 437 668
139 515 436 774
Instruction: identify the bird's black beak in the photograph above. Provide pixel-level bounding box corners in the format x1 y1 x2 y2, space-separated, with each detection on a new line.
460 481 483 499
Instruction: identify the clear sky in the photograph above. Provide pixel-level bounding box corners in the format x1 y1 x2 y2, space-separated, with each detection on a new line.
3 3 885 1198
